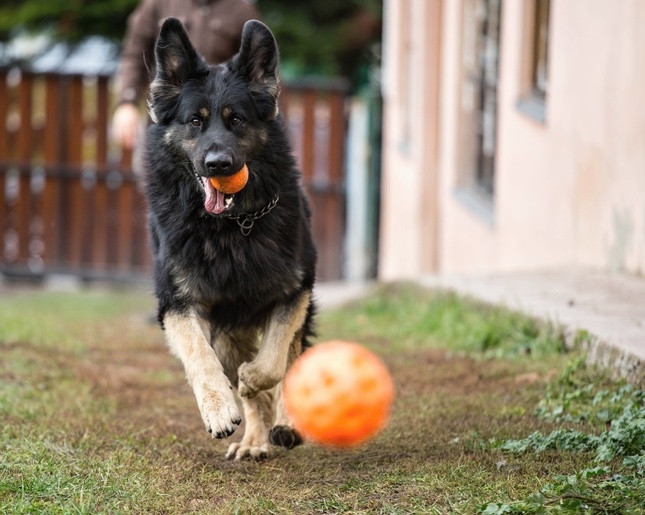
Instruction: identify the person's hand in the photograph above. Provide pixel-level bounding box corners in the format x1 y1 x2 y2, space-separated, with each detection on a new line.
112 103 140 149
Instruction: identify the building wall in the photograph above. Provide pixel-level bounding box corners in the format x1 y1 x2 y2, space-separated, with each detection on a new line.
379 0 645 279
379 0 442 279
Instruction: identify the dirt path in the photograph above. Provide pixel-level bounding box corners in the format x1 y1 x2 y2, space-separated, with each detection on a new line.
70 311 550 462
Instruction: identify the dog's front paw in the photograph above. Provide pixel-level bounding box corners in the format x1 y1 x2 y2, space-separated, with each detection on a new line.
195 385 242 438
269 425 303 450
238 361 281 398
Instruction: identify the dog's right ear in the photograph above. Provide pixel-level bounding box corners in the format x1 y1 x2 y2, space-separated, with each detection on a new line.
230 20 280 120
149 18 206 123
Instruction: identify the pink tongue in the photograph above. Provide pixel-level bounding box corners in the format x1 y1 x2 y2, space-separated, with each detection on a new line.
203 178 227 214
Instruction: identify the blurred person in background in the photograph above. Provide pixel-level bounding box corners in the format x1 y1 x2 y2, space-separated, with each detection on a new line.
112 0 260 151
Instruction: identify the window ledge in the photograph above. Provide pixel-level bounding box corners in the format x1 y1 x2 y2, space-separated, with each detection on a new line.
516 94 546 124
453 186 495 227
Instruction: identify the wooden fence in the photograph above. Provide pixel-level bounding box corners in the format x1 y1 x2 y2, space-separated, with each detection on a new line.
0 70 348 282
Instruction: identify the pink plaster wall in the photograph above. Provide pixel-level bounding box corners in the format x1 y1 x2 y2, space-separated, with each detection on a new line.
380 0 645 278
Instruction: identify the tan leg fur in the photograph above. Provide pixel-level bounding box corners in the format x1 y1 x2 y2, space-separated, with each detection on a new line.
164 310 242 438
237 290 311 399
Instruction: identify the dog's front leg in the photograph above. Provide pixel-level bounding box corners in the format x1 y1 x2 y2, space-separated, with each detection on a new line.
238 290 311 398
164 310 242 437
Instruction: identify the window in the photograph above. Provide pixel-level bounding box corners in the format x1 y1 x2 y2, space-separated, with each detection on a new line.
459 0 502 198
531 0 550 99
518 0 550 122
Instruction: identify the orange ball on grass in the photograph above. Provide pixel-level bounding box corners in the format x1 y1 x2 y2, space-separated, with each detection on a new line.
284 340 395 448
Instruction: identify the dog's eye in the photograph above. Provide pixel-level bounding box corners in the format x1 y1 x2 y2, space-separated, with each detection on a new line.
231 116 242 126
189 117 202 127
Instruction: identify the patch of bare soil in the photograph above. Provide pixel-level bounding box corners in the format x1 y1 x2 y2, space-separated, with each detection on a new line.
60 315 203 442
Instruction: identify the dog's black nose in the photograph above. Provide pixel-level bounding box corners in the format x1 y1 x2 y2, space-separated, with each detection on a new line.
204 151 233 175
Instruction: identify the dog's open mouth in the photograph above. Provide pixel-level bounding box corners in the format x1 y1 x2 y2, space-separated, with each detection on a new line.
201 176 235 215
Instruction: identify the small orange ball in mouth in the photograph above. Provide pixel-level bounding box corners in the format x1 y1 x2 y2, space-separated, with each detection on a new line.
209 164 249 194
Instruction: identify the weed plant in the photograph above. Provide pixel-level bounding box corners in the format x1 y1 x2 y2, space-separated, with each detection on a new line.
482 359 645 513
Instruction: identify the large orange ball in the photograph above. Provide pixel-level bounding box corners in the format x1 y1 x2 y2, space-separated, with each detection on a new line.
284 340 395 447
209 164 249 194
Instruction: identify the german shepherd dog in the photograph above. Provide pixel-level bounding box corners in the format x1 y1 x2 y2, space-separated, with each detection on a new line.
143 18 316 460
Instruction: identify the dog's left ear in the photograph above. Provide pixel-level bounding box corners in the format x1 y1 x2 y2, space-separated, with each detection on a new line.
231 20 280 120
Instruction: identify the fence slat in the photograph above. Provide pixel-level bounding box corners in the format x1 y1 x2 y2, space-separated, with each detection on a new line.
64 76 85 266
42 75 62 267
16 74 33 264
92 76 110 270
301 89 316 184
0 71 8 254
322 90 346 280
117 149 135 271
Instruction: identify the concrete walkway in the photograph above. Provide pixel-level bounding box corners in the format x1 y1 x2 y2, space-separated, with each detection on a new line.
316 269 645 386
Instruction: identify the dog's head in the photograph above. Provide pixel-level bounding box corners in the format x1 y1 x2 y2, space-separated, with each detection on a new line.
148 18 281 216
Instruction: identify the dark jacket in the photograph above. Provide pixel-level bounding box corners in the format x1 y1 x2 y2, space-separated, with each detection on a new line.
117 0 260 105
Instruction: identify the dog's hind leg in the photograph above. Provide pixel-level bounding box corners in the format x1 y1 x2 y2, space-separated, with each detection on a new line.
164 310 242 438
237 290 311 399
269 379 304 449
226 390 274 460
267 325 306 449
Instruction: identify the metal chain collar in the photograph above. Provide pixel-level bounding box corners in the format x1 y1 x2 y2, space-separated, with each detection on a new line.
227 195 280 236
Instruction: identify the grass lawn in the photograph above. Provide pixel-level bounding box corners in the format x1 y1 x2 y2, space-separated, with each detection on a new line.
0 284 643 514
